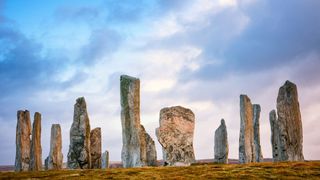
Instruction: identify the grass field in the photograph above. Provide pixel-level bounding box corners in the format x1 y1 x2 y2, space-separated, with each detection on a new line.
1 161 319 179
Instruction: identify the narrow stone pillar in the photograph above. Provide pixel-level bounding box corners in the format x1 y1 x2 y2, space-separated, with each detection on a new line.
214 119 228 164
101 150 109 169
253 105 263 162
29 112 42 171
269 110 281 162
45 124 63 170
239 95 255 164
90 127 102 169
15 110 32 172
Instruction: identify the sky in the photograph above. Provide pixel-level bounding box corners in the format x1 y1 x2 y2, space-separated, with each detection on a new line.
0 0 319 165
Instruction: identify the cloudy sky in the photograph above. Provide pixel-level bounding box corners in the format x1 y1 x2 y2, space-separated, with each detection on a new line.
0 0 320 165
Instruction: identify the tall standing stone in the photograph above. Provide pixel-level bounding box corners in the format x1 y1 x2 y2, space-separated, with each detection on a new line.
90 127 102 169
101 150 109 169
276 80 304 161
239 95 255 164
253 105 263 162
45 124 63 170
15 110 31 172
29 112 42 171
269 110 281 162
214 119 228 164
67 97 91 169
156 106 196 166
120 75 157 167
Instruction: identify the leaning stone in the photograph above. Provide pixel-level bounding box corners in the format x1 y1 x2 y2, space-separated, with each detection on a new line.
15 110 31 172
156 106 196 166
214 119 228 164
120 75 157 167
253 105 263 162
29 112 42 171
239 95 255 164
276 80 304 161
101 150 109 169
45 124 63 170
67 97 91 169
90 127 102 169
140 125 157 166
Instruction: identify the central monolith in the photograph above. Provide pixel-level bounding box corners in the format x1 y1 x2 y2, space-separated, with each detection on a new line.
90 127 102 169
45 124 63 170
253 105 263 162
239 95 255 164
67 97 91 169
156 106 196 166
276 80 304 161
120 75 157 167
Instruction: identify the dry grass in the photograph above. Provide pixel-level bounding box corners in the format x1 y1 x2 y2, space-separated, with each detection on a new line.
1 161 319 180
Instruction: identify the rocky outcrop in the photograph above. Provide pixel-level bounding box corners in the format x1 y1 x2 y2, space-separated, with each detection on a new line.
120 75 157 167
156 106 196 166
29 112 42 171
45 124 63 170
101 150 109 169
276 80 304 161
90 127 101 169
214 119 228 164
67 97 91 169
15 110 32 172
253 105 263 162
269 110 281 162
239 95 255 164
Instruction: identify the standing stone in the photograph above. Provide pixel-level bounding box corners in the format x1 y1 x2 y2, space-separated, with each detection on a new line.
269 110 281 162
101 150 109 169
67 97 91 169
29 112 42 171
90 127 102 169
214 119 228 164
140 125 157 166
276 80 304 161
253 105 263 162
156 106 196 166
120 75 157 167
15 110 31 172
239 95 255 164
45 124 63 170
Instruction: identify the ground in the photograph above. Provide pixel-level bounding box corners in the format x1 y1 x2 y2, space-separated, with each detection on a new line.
1 161 319 179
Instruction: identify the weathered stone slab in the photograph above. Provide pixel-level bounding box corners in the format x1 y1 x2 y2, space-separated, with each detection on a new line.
15 110 31 172
67 97 91 169
269 110 281 162
29 112 42 171
90 127 101 169
276 80 304 161
214 119 228 164
45 124 63 170
239 95 255 164
156 106 196 166
253 105 263 162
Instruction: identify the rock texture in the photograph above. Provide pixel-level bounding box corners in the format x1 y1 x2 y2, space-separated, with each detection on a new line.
140 125 157 166
269 110 281 162
29 112 42 171
214 119 228 164
45 124 63 170
101 150 109 169
276 80 304 161
156 106 196 166
15 110 32 172
67 97 91 169
253 105 263 162
239 95 255 164
90 127 102 169
120 75 157 167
